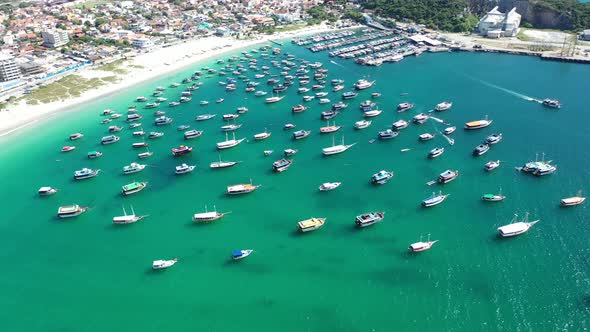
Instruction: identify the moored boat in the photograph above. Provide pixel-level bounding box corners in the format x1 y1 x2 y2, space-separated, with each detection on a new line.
121 181 147 195
482 188 506 202
184 130 203 139
484 160 500 171
113 206 148 224
253 129 271 141
419 133 435 141
409 235 438 252
123 162 146 175
497 213 539 237
171 145 192 156
443 126 456 135
322 136 355 156
101 135 120 145
196 114 216 121
298 217 326 232
320 121 341 133
192 205 229 222
57 204 88 218
363 109 382 117
371 170 393 185
354 79 375 90
428 147 444 158
74 168 100 180
69 133 83 140
485 133 503 145
61 145 76 152
148 132 164 139
473 144 490 156
319 182 341 191
38 186 57 196
464 118 493 130
272 158 293 172
355 120 372 129
227 181 261 195
355 211 384 227
392 119 409 130
152 258 178 270
422 191 449 207
175 163 195 175
232 250 253 260
435 101 452 112
560 196 586 207
438 169 459 183
397 103 414 112
378 129 398 140
217 133 245 150
87 151 103 159
293 130 311 140
412 113 429 124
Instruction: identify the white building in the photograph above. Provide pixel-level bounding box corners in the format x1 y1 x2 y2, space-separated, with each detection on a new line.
582 29 590 41
0 54 22 82
477 6 521 38
42 30 70 48
131 37 154 49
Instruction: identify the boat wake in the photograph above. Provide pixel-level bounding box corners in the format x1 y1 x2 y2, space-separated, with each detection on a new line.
465 75 537 102
329 60 345 68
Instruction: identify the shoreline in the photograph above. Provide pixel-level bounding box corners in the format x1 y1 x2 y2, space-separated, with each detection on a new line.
0 24 353 138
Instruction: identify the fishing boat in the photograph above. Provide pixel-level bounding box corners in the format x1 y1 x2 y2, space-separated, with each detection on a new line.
322 136 356 156
154 116 173 126
397 103 414 112
342 91 358 99
284 123 296 130
196 114 216 121
482 188 506 201
184 130 203 139
364 110 382 117
320 121 341 133
210 155 239 169
74 168 100 180
409 235 438 252
57 204 87 218
419 133 435 141
232 250 253 260
298 218 326 232
87 151 103 159
253 129 271 140
217 132 245 150
392 120 409 130
473 144 490 156
265 95 284 103
319 182 341 191
484 160 500 171
220 124 242 132
435 101 452 111
171 145 192 156
152 258 178 270
560 196 586 207
497 213 539 237
272 158 293 172
123 162 146 175
485 133 503 145
443 126 456 135
412 113 429 124
227 181 261 195
422 191 449 207
148 132 164 139
428 147 445 158
69 133 83 140
192 205 229 222
175 163 196 175
355 120 372 129
354 79 375 90
109 126 123 133
132 142 148 148
113 206 148 224
378 129 398 140
464 117 493 130
371 170 393 185
38 186 57 196
542 99 561 108
223 114 239 121
121 181 147 195
355 212 385 227
101 135 120 145
293 130 311 140
284 149 298 157
438 169 459 183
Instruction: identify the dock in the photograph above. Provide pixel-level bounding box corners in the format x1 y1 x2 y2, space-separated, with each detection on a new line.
269 40 283 46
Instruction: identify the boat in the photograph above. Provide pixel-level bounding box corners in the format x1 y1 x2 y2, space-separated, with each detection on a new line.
319 182 341 191
123 162 146 175
428 147 444 158
137 148 153 159
473 144 490 156
272 158 293 172
129 123 142 129
412 113 429 124
74 168 100 180
109 126 122 133
464 118 493 130
254 91 268 96
102 109 114 115
154 116 173 126
223 114 239 121
419 133 435 141
371 92 381 98
177 125 190 131
316 92 329 98
293 130 311 140
302 95 315 102
152 258 178 270
560 196 586 207
322 136 356 156
354 79 375 90
265 95 284 104
132 142 148 148
435 101 452 111
378 129 398 140
148 132 164 139
443 126 456 135
253 129 271 140
101 135 120 145
422 191 449 207
319 98 331 104
297 218 326 232
169 101 180 107
87 151 103 159
332 101 348 110
533 163 557 176
136 96 147 102
69 133 83 140
371 170 393 185
110 113 122 119
217 133 245 150
485 133 503 145
355 212 385 227
200 100 209 105
482 188 506 202
321 110 339 120
175 163 196 175
126 113 142 122
355 120 372 129
210 155 239 169
236 107 249 114
364 110 382 117
397 103 414 112
409 234 438 252
101 119 112 124
171 145 193 156
484 160 500 171
284 149 298 157
145 102 160 109
156 97 167 102
184 130 203 139
121 181 147 195
227 181 261 195
192 205 229 222
542 99 561 108
438 169 459 183
38 186 57 196
132 130 145 137
113 206 148 224
392 120 409 130
342 91 358 99
196 114 216 121
232 250 253 260
333 85 344 92
284 123 296 130
497 213 539 237
57 204 87 218
263 150 273 156
220 124 242 132
216 98 224 103
320 121 341 133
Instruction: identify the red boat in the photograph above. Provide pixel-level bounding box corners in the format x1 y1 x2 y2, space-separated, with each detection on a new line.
172 145 193 156
61 146 76 152
292 104 307 113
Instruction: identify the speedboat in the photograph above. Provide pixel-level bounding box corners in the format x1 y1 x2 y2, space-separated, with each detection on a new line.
145 102 160 109
293 130 311 140
101 119 112 124
57 204 87 218
74 168 100 180
284 123 296 130
232 250 253 260
464 118 493 130
422 191 449 207
236 107 248 114
435 101 452 111
121 181 147 195
316 92 329 98
169 101 180 107
154 116 173 126
175 163 196 175
253 129 271 141
354 79 375 90
177 125 190 131
473 144 490 156
355 120 372 129
302 95 315 102
319 182 341 191
171 145 192 156
497 213 539 237
254 91 268 96
371 92 381 98
101 135 120 145
542 99 561 108
364 110 382 118
428 147 444 158
69 133 83 140
392 120 409 130
199 100 209 105
136 96 147 102
216 98 224 103
196 114 216 121
560 196 586 207
38 186 57 196
284 149 298 157
333 85 344 92
126 113 142 122
227 182 261 195
223 114 239 121
484 160 500 171
371 170 393 185
113 206 147 224
272 158 293 172
109 126 123 133
132 142 148 148
342 91 358 99
444 126 456 135
438 169 459 183
412 113 428 124
87 151 103 159
129 123 142 129
419 133 435 141
397 103 414 112
297 218 326 232
321 110 339 120
485 133 503 145
319 98 331 104
378 129 398 140
149 132 164 139
355 212 384 227
154 110 166 116
123 162 146 175
409 235 438 252
184 130 203 139
297 87 310 94
152 258 178 270
102 109 114 115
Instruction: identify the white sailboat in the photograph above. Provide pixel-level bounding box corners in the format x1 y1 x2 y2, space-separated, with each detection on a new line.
113 206 148 224
322 135 356 156
216 132 245 150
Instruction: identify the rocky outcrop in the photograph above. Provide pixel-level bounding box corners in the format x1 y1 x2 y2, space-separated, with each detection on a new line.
496 0 574 29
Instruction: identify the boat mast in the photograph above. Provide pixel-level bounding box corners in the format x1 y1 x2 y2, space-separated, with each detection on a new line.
131 205 135 216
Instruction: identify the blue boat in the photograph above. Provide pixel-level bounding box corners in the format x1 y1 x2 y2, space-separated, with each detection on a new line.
232 249 253 260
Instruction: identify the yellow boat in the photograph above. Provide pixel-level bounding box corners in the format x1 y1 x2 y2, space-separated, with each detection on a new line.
464 119 493 130
297 218 326 232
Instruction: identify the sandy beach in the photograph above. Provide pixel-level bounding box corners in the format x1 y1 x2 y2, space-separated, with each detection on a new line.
0 24 348 137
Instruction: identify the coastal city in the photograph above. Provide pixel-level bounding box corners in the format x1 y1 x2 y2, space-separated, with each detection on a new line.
0 0 589 331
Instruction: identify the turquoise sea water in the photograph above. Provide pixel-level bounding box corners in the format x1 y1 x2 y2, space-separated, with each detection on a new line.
1 41 590 331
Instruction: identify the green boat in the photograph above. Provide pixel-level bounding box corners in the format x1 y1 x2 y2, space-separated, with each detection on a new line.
87 151 103 159
482 189 506 202
121 181 147 196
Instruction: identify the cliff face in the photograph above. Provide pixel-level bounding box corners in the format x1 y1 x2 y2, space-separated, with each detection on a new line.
496 0 574 29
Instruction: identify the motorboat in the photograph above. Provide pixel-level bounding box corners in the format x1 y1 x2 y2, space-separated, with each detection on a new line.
152 258 178 270
223 114 239 121
319 98 331 104
171 145 192 156
392 120 409 130
200 100 209 105
101 119 112 124
177 125 190 131
232 250 254 260
419 133 435 141
293 130 311 140
360 100 375 111
355 120 372 129
321 110 339 120
302 95 315 102
57 204 87 218
69 133 83 140
109 126 123 133
342 91 358 99
129 123 142 129
422 191 449 207
332 101 348 110
253 129 271 141
216 98 224 103
497 213 539 237
333 85 344 92
136 96 147 102
284 123 296 130
184 130 203 139
169 101 180 107
255 91 268 96
435 101 452 111
355 212 384 227
74 168 100 180
217 133 245 150
443 126 456 135
221 124 242 132
87 151 103 159
298 218 326 232
533 163 557 176
263 150 273 156
101 135 120 145
154 116 173 126
465 118 493 130
227 181 261 195
153 110 166 116
272 158 293 172
371 170 393 185
132 142 148 148
561 196 586 207
38 186 57 196
193 205 229 222
482 188 506 202
371 92 381 98
123 162 146 175
378 129 398 140
412 113 429 124
542 99 561 108
284 149 298 157
354 79 375 90
322 136 355 156
428 147 444 158
409 235 438 252
113 206 148 224
148 132 164 139
473 144 490 156
196 114 216 121
397 103 414 112
484 160 500 171
485 133 503 145
438 169 459 183
236 107 248 114
145 102 160 109
316 92 329 98
137 149 153 159
319 182 341 191
265 95 285 104
102 109 114 115
126 113 142 122
175 163 196 175
364 110 382 117
121 181 147 195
